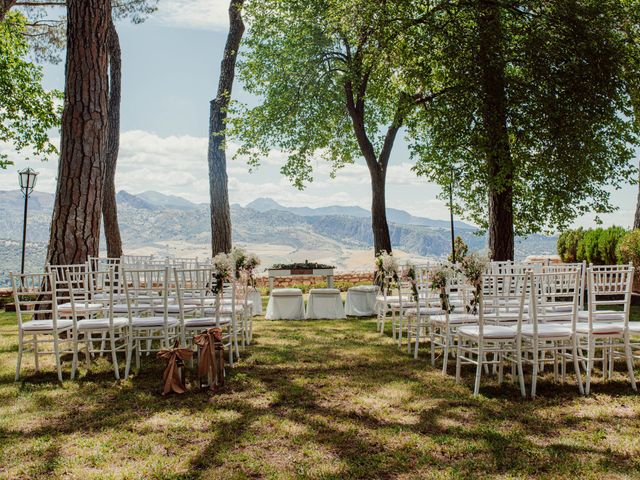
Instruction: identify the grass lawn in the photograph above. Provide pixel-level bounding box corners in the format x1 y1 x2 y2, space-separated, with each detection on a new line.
0 305 640 479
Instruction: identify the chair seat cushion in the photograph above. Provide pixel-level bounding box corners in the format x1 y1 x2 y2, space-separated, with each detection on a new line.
458 325 516 339
58 302 103 313
431 313 478 325
577 310 624 322
21 319 73 331
405 307 446 317
575 323 624 335
309 288 340 295
131 316 179 328
271 288 303 297
78 317 128 330
521 324 572 338
184 317 232 327
349 285 378 293
112 303 151 313
153 304 197 314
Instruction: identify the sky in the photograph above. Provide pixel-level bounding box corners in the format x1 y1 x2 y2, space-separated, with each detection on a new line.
0 0 637 229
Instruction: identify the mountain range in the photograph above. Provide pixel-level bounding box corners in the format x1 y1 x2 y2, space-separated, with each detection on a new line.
0 189 557 284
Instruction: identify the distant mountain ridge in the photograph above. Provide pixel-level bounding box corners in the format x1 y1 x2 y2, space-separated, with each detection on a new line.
246 197 475 230
0 189 558 283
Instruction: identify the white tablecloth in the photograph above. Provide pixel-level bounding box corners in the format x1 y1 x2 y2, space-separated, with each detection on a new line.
345 285 379 316
248 289 263 316
266 288 305 320
306 288 345 319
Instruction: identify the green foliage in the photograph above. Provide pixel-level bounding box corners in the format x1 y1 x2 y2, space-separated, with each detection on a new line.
618 229 640 267
563 226 628 265
557 228 585 263
0 11 61 169
408 1 639 236
229 0 429 187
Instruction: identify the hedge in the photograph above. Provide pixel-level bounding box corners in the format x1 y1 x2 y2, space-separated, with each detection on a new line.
557 226 629 265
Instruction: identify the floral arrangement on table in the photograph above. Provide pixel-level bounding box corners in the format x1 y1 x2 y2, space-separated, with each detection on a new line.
210 252 235 294
429 263 455 313
459 251 489 315
269 261 334 270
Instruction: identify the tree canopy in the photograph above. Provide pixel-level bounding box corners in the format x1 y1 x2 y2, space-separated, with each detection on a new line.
0 10 61 169
408 0 639 237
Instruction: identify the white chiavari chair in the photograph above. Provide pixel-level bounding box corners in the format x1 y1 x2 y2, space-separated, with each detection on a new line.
520 271 584 397
455 273 528 397
575 264 636 394
174 267 235 365
11 272 76 381
46 263 103 319
67 267 128 379
122 266 180 378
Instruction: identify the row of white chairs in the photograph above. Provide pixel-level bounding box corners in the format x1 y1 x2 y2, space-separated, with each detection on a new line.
376 261 638 397
11 260 258 381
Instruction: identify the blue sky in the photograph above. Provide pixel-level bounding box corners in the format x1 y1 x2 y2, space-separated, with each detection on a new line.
0 0 636 229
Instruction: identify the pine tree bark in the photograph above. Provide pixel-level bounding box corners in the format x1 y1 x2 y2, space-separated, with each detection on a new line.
369 164 392 254
46 0 110 266
103 18 123 258
477 0 514 261
0 0 17 21
208 0 244 256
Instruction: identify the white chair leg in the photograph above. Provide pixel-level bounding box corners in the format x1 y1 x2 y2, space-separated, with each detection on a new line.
53 334 63 382
71 331 79 380
442 331 450 374
531 346 539 399
430 325 436 367
517 344 526 398
572 337 584 395
33 336 39 372
473 345 483 396
124 331 133 379
585 336 595 395
15 331 24 381
110 330 120 380
625 336 637 391
455 338 462 382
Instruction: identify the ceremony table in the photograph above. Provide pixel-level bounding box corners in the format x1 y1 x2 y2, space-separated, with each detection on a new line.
345 285 379 316
266 288 305 320
306 288 345 319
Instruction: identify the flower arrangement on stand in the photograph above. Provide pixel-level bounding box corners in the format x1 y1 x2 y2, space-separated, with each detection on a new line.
459 252 489 315
404 262 419 302
375 250 399 292
430 264 455 313
211 252 235 294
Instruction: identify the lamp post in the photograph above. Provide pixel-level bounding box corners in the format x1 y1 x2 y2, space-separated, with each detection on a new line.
449 168 456 264
18 167 39 274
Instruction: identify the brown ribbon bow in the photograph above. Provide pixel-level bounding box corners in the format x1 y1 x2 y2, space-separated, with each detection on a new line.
193 328 225 391
157 341 193 395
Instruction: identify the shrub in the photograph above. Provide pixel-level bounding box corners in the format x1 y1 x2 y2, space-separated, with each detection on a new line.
577 228 602 264
557 228 584 262
618 229 640 267
597 226 627 265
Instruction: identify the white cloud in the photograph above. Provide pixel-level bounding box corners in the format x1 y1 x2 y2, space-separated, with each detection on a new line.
1 130 635 230
153 0 229 31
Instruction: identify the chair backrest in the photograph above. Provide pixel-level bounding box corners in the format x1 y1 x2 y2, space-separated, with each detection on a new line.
89 257 123 295
121 254 153 265
543 261 586 309
46 263 90 306
68 267 116 326
11 272 59 329
529 271 579 330
122 267 169 322
586 264 633 327
174 267 216 320
481 272 529 324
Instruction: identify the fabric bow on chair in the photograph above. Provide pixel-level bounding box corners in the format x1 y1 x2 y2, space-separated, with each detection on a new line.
157 341 193 395
193 328 225 391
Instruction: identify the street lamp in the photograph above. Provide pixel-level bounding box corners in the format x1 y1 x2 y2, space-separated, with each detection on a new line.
18 167 39 274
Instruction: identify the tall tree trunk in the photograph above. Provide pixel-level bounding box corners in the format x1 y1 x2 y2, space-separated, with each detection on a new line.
477 0 514 261
46 0 110 266
630 86 640 229
369 164 392 254
208 0 244 256
103 18 123 258
0 0 17 21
